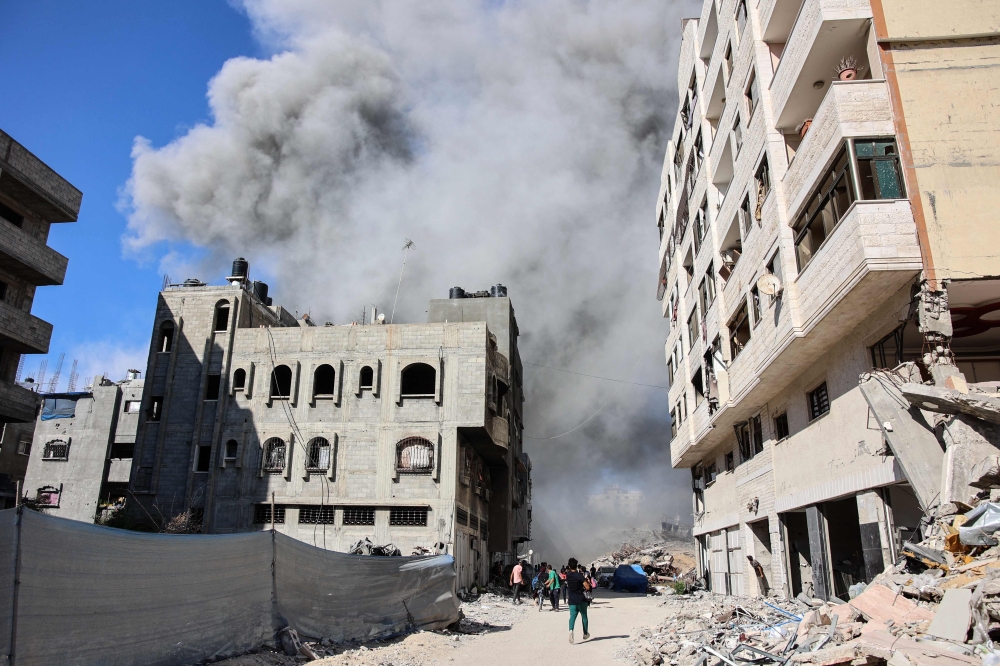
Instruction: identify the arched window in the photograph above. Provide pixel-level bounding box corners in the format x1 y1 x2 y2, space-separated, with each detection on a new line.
400 363 436 397
270 365 292 398
396 437 434 474
159 321 174 353
224 439 239 461
263 438 286 472
359 365 374 390
232 368 246 391
306 437 331 470
313 364 336 396
214 302 230 332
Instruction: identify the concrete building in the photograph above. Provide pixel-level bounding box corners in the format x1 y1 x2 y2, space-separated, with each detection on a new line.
20 373 143 522
588 485 644 519
127 263 530 588
655 0 1000 599
0 130 82 507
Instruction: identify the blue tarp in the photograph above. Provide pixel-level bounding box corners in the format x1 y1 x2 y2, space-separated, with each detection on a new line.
40 393 88 421
611 563 648 593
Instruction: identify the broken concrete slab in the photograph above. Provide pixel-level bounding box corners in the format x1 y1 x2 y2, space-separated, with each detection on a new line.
926 588 972 641
900 383 1000 426
848 583 935 626
940 416 1000 504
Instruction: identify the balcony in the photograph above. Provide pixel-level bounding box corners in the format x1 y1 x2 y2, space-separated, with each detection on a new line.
0 217 69 286
0 379 40 423
0 300 52 354
671 392 714 467
783 80 894 215
107 458 133 483
769 0 873 132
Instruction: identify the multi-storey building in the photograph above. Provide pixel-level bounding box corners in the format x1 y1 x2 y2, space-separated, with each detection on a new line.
0 130 82 507
21 373 144 522
656 0 1000 600
127 261 530 588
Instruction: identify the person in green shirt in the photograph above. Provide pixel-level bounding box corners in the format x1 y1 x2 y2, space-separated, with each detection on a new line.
545 563 561 611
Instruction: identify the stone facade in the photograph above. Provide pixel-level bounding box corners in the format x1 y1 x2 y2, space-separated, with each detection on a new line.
128 273 530 589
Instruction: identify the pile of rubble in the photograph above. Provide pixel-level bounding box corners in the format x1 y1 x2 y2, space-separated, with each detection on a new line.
591 531 697 581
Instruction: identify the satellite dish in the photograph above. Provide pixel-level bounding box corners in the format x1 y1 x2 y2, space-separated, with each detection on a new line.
757 272 783 296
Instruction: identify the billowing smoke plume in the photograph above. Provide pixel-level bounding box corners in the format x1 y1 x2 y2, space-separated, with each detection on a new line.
124 0 699 561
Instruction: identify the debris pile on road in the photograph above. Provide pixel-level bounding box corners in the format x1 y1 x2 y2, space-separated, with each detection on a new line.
591 531 697 580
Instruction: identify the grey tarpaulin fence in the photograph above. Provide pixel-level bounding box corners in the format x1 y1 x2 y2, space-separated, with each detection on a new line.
0 508 459 666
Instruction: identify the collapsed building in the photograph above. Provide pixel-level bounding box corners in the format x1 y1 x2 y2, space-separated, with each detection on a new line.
656 0 1000 600
119 261 530 588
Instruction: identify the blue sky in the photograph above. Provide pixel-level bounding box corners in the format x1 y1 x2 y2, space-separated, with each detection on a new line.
2 1 258 386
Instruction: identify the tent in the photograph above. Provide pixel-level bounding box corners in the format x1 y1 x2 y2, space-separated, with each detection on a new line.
611 564 648 593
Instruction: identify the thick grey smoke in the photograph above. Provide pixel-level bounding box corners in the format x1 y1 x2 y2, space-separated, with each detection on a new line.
124 0 699 561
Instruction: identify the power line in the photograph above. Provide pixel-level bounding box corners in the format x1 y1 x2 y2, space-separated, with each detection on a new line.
522 361 669 389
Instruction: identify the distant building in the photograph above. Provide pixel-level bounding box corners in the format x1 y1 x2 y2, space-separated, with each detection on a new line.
0 130 82 507
21 373 143 522
588 485 643 518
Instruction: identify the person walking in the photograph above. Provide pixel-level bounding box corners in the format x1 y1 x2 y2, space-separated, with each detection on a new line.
510 560 525 605
566 558 592 644
560 566 569 604
535 562 547 612
547 563 561 611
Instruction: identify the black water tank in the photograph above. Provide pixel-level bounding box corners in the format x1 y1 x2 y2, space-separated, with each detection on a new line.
253 281 269 303
231 257 249 278
494 284 508 297
449 287 466 299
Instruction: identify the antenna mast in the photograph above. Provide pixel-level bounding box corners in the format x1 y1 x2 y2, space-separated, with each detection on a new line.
390 238 415 325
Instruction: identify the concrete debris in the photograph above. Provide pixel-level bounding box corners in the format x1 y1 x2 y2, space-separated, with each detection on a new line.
347 538 402 557
900 383 1000 426
591 532 697 583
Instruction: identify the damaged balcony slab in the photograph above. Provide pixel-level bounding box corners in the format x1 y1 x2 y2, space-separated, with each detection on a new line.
900 383 1000 426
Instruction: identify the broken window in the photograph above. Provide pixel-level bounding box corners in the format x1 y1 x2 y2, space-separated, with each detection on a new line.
732 113 743 154
738 195 752 238
793 147 855 271
728 299 752 360
214 303 230 332
359 365 374 390
205 374 221 401
673 142 685 183
400 363 436 397
263 437 286 473
667 355 675 384
750 285 761 326
774 412 789 440
856 139 904 200
670 407 678 439
750 414 763 454
390 507 429 526
657 208 666 240
42 439 70 460
725 450 735 472
396 437 434 474
0 201 24 228
693 130 704 177
698 265 717 315
36 485 60 507
681 72 698 131
307 437 331 471
688 308 700 349
343 506 375 526
735 0 748 37
195 445 212 472
270 365 292 399
158 321 174 353
693 198 708 253
224 439 238 461
232 368 246 392
735 414 764 463
871 325 905 369
719 215 742 282
808 382 830 420
313 364 336 396
299 506 335 524
705 461 718 484
147 396 163 422
123 400 141 413
745 69 758 118
754 156 771 221
253 504 285 524
692 368 705 406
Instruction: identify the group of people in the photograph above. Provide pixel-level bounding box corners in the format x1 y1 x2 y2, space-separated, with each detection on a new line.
508 558 598 644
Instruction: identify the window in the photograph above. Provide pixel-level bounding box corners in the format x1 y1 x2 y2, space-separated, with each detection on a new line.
673 143 685 183
724 43 734 81
263 437 286 473
42 439 70 460
705 461 718 484
693 198 708 253
147 396 163 422
313 364 336 396
195 445 212 472
17 437 30 456
0 201 24 228
750 285 761 326
732 113 743 154
214 304 230 332
745 69 759 118
400 363 436 396
681 72 698 131
692 368 705 406
159 321 174 353
774 412 789 440
0 280 7 303
457 507 469 526
270 365 292 399
735 0 748 36
123 400 141 413
725 451 735 472
110 442 134 459
390 507 429 526
396 437 434 474
871 325 905 369
808 382 830 420
41 397 77 420
754 156 771 221
224 439 238 461
736 414 764 462
692 131 704 176
767 251 783 291
232 368 246 392
343 506 375 526
36 485 60 507
299 506 335 524
307 437 331 471
739 195 752 237
670 407 678 439
359 365 374 390
667 355 676 384
254 504 286 524
728 300 751 360
698 264 717 314
687 309 700 349
205 375 221 401
856 140 904 200
792 147 854 271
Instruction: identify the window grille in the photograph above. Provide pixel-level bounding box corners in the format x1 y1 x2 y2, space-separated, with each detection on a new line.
299 506 335 524
306 437 331 470
390 507 428 526
396 437 434 473
263 438 286 472
343 507 375 526
808 383 830 420
457 507 469 526
36 485 61 507
42 440 70 460
254 504 285 524
480 519 488 537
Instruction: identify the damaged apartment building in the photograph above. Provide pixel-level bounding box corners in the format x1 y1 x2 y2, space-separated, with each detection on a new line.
656 0 1000 600
125 261 531 588
0 130 81 508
